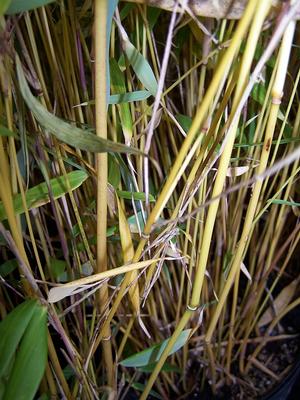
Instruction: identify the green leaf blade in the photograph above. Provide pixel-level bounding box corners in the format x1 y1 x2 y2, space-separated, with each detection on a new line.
123 40 158 96
6 0 55 14
0 170 88 221
0 300 38 380
120 329 191 367
16 57 140 155
3 303 48 400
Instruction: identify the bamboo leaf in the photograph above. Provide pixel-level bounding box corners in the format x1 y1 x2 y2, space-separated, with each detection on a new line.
106 0 119 103
16 57 140 155
120 329 191 367
6 0 55 14
0 0 11 16
226 165 250 177
271 199 300 207
109 90 151 104
0 170 88 221
0 259 18 278
258 278 299 327
48 259 158 303
131 383 162 399
0 300 37 381
123 40 158 96
0 125 17 137
116 189 155 202
117 197 139 314
110 58 133 143
240 262 252 282
3 302 48 400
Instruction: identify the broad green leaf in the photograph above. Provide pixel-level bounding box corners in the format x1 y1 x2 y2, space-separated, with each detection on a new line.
50 258 67 280
147 7 162 30
271 199 300 207
117 189 155 202
109 90 151 104
63 365 75 381
123 39 158 96
120 329 191 367
251 83 267 106
0 259 18 278
6 0 55 14
0 125 16 137
16 57 140 155
0 300 38 380
110 58 133 143
74 91 151 107
0 170 88 221
138 362 181 373
0 0 11 15
131 383 162 399
3 303 47 400
106 0 119 104
120 3 134 20
176 114 192 133
127 211 145 234
108 155 121 188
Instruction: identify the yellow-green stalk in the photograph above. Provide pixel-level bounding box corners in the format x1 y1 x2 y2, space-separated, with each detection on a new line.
94 0 114 388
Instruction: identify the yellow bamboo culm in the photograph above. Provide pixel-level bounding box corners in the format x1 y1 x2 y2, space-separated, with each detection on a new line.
205 18 296 349
94 0 114 390
140 0 263 398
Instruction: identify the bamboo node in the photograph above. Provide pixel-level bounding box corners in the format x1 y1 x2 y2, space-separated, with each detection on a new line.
271 96 282 105
187 304 199 311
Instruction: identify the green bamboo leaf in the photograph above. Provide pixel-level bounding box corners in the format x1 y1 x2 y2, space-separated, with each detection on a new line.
6 0 55 14
271 199 300 207
116 189 155 202
0 0 11 16
110 58 133 143
131 383 162 399
0 125 17 137
16 57 140 155
0 170 88 221
123 40 158 96
0 300 38 381
176 114 192 133
3 302 48 400
120 329 191 367
106 0 119 104
0 259 18 278
49 258 67 280
109 90 151 104
138 362 181 373
251 83 267 106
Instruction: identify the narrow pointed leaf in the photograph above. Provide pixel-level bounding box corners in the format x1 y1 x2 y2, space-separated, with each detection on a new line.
106 0 119 103
0 0 11 16
48 259 158 303
16 57 140 155
0 125 17 137
120 329 191 367
123 40 158 96
0 170 88 221
116 189 155 202
271 199 300 207
6 0 55 14
3 303 48 400
109 90 151 104
110 58 133 143
117 197 139 314
0 300 38 380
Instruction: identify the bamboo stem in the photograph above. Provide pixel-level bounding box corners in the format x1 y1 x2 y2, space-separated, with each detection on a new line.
94 0 114 389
